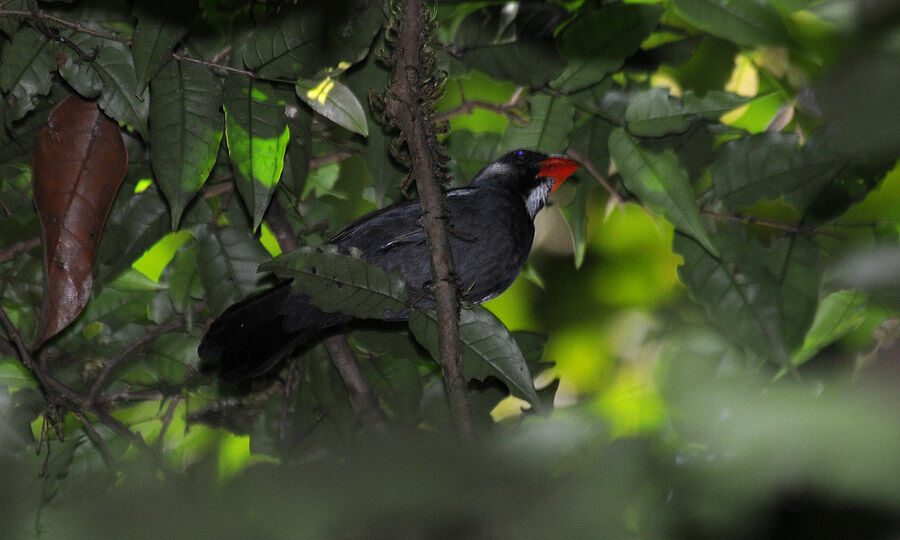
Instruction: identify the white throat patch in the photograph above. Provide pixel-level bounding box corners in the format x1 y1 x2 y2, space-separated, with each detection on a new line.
525 180 552 220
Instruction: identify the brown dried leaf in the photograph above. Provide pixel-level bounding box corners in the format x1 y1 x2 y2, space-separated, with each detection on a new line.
32 95 128 345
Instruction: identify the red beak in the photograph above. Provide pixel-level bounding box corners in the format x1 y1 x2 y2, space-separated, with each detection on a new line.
539 156 579 193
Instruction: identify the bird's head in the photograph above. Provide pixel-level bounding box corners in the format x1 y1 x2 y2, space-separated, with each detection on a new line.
471 149 580 219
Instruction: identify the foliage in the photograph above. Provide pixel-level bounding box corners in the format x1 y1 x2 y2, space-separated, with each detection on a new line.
1 0 900 536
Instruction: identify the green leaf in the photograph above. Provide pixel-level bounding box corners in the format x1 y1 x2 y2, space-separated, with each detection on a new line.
260 245 408 320
223 75 291 230
296 77 368 137
95 176 171 289
553 3 663 92
242 2 381 80
132 0 190 96
453 4 567 87
150 59 224 228
568 115 615 174
711 132 844 211
57 33 149 136
242 7 327 79
609 128 716 255
168 243 203 314
0 358 38 391
560 180 592 269
445 130 502 187
625 88 749 137
408 306 547 415
674 230 822 364
0 27 56 120
673 0 794 48
197 223 271 317
499 94 574 155
791 291 868 367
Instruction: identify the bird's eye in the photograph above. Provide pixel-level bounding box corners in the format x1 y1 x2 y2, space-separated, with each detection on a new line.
516 150 525 159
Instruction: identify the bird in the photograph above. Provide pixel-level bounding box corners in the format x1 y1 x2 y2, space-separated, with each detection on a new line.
198 149 579 382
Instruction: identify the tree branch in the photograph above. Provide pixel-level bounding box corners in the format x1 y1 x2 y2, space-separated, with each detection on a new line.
384 0 475 441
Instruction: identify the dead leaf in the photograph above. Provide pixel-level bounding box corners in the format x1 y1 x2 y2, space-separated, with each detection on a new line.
32 95 128 345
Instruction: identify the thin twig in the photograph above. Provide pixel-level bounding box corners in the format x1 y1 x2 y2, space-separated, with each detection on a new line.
155 395 182 451
73 410 115 467
172 52 256 77
279 358 300 448
0 236 41 264
701 210 840 238
566 148 624 206
0 8 127 42
86 317 186 405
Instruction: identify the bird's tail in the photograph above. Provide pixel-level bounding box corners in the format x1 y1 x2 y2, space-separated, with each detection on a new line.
198 282 350 382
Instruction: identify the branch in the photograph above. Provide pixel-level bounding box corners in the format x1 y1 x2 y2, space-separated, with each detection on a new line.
0 7 128 43
434 85 528 125
0 304 154 456
566 148 625 206
0 236 41 264
384 0 475 441
86 317 186 405
323 334 387 434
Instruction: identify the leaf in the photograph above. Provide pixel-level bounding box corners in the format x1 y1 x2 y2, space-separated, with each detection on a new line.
196 222 271 317
499 94 574 155
260 245 408 320
0 27 57 120
168 242 203 314
568 115 615 174
453 3 567 87
32 95 128 345
149 59 224 228
711 132 844 211
408 307 547 415
95 176 171 289
553 3 663 92
608 128 716 256
674 230 822 364
132 0 191 96
223 75 291 230
445 130 502 187
242 1 381 80
673 0 793 48
625 88 749 137
560 180 592 269
57 33 150 136
296 77 368 137
791 291 868 367
0 358 38 391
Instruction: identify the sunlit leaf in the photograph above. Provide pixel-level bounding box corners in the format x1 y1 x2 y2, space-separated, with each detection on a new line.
609 128 716 256
296 77 368 136
223 75 291 230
